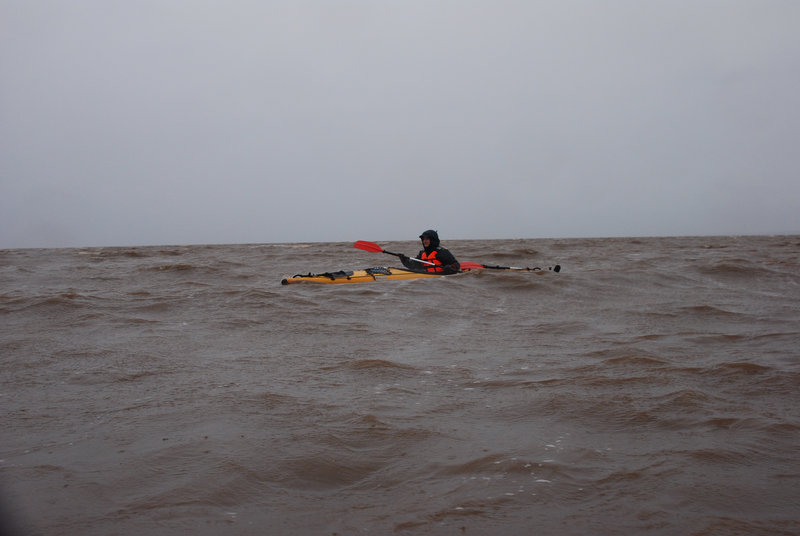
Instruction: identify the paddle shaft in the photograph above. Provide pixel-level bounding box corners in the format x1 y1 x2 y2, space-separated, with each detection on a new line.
477 264 561 272
382 249 437 266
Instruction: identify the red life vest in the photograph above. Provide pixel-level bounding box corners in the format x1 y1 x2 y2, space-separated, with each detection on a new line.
421 250 444 273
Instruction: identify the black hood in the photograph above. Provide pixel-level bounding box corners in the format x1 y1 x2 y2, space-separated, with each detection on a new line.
419 230 440 249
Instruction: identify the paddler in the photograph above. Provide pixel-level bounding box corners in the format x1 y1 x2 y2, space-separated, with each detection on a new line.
399 230 461 274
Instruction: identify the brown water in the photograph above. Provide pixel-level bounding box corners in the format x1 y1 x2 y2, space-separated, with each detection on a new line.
1 236 799 535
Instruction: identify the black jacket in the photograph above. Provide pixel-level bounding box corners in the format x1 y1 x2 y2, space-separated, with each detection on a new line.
400 230 460 274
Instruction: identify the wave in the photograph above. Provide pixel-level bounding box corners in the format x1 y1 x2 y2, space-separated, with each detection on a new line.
679 304 743 317
143 263 196 272
473 247 540 259
694 518 800 536
711 361 773 376
0 290 109 314
278 453 386 490
602 355 670 367
696 260 782 280
321 358 419 375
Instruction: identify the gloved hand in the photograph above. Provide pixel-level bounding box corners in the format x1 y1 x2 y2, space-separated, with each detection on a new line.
398 254 409 263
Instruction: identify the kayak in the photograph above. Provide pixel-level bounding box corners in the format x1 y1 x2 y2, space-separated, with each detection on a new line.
281 266 450 285
281 264 560 285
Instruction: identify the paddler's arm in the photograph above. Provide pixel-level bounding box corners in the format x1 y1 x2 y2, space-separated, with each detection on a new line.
398 253 418 270
399 251 433 272
437 248 461 274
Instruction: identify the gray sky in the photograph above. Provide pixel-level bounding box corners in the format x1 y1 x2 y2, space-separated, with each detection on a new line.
2 1 799 248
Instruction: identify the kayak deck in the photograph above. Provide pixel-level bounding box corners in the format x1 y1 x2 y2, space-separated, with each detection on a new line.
281 266 449 285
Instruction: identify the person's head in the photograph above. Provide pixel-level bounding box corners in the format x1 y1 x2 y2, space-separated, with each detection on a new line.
419 230 440 249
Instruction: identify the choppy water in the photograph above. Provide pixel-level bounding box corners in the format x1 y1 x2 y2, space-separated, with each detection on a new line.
1 235 799 535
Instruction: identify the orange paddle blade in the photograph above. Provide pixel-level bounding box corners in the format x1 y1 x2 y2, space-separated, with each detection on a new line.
354 240 384 253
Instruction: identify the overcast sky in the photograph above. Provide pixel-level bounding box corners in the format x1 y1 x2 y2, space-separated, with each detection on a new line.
2 1 799 248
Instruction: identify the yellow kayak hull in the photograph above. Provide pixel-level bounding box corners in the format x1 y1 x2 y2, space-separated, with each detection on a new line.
281 266 448 285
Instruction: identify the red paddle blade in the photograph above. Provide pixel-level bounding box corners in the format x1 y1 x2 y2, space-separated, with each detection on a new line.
459 262 485 270
354 240 384 253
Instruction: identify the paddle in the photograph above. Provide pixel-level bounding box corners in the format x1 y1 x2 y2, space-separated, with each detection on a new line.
353 240 554 272
354 240 483 269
